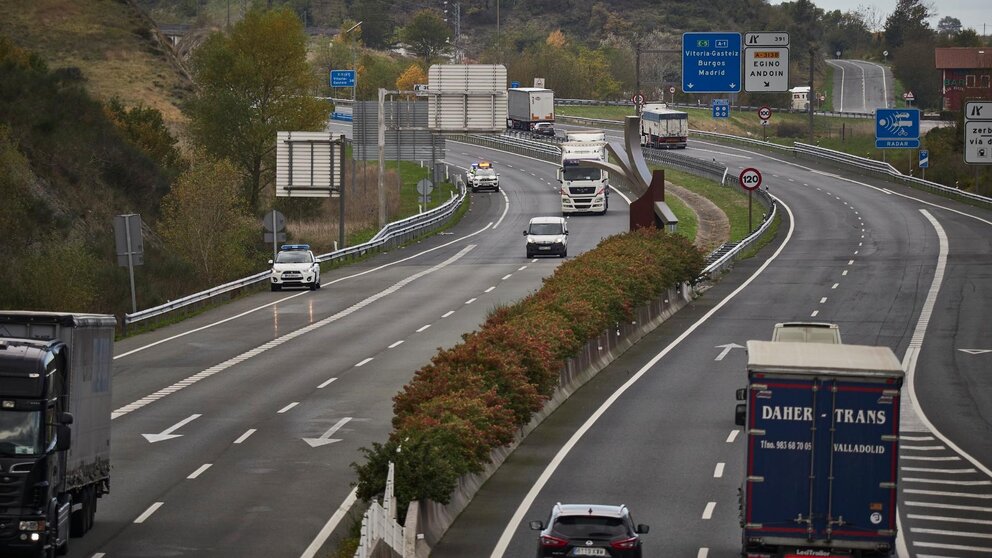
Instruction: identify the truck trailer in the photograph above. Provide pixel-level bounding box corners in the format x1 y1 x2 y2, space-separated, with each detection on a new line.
735 340 904 558
639 103 688 149
558 130 609 215
0 312 115 557
507 87 555 131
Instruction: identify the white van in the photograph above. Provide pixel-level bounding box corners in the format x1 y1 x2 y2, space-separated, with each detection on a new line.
524 216 568 258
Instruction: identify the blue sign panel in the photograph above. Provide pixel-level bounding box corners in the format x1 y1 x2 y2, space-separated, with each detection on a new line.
875 108 920 149
919 149 929 168
712 99 730 118
510 81 520 88
330 70 357 88
682 32 742 93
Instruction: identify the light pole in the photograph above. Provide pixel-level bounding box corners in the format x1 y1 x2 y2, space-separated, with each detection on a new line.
344 21 363 103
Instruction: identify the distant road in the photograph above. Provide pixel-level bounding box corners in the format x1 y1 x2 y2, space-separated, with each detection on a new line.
826 59 893 114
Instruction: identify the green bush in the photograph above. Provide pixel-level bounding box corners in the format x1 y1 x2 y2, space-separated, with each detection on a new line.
353 228 703 515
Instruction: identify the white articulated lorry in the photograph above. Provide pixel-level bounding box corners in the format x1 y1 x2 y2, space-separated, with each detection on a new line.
507 87 555 131
558 130 609 215
640 103 688 149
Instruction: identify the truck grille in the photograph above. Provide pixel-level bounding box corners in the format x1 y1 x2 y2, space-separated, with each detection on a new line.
568 186 596 195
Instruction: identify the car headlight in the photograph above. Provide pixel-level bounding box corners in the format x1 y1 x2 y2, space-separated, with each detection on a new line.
527 237 535 243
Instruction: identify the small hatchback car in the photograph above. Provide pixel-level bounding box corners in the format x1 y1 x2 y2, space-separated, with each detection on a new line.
530 503 649 557
269 244 321 291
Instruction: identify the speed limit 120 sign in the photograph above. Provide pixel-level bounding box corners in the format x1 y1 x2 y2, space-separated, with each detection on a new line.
739 167 762 191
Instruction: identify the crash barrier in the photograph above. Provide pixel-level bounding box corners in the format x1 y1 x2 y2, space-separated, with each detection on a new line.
122 164 467 333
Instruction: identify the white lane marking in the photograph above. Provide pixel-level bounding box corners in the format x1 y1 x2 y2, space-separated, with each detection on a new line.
902 456 961 461
903 435 936 441
489 196 797 558
842 270 849 276
355 357 374 367
911 527 992 539
902 445 948 451
493 187 511 229
687 146 752 159
531 258 538 263
318 377 338 388
832 283 839 289
906 502 992 512
142 414 201 443
848 260 854 265
301 488 358 558
187 464 212 479
388 340 404 349
233 429 256 444
518 266 527 271
901 467 977 474
727 430 740 443
702 502 716 519
811 310 819 317
502 274 512 281
465 298 477 304
441 310 455 318
714 463 725 478
134 502 164 524
903 478 991 486
859 242 863 246
904 489 992 499
485 286 496 293
416 324 431 333
862 60 890 108
854 250 859 255
278 402 299 413
697 549 709 558
908 514 992 525
93 554 106 558
913 542 992 558
820 297 828 303
827 59 847 112
112 246 476 419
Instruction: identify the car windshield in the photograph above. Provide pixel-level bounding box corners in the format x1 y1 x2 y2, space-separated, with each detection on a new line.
476 169 496 177
563 167 601 181
275 251 312 264
529 223 563 235
553 516 628 539
0 409 43 456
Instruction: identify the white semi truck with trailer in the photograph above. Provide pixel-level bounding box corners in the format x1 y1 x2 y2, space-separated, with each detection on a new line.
507 87 555 131
640 103 688 149
558 130 609 215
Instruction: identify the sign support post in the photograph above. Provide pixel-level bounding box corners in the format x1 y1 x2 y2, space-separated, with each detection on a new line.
738 168 763 232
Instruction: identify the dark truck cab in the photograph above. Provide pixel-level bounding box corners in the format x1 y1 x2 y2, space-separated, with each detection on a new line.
735 340 904 558
0 312 114 557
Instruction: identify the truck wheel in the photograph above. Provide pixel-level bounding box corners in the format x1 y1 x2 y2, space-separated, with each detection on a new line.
70 490 86 537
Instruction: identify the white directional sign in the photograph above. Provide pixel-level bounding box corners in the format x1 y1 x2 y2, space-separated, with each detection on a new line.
965 101 992 165
304 417 354 447
143 414 201 443
714 343 745 361
745 47 790 92
745 33 790 47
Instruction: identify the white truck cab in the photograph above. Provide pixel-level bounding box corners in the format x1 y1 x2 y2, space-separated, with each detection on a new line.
269 244 321 291
524 216 568 258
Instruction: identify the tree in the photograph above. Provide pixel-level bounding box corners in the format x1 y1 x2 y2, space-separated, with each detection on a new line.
884 0 934 49
158 153 257 286
351 0 394 49
188 8 331 212
105 98 186 181
937 16 962 36
395 63 427 92
397 9 452 67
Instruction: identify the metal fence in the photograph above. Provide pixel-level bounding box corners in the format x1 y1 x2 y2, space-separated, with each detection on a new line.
122 169 468 332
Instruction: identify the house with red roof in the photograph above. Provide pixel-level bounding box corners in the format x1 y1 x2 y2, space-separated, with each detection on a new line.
935 47 992 111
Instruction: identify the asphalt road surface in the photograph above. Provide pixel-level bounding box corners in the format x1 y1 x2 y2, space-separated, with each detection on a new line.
826 59 894 114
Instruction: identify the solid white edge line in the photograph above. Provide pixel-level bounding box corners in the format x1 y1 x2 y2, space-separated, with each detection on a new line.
488 195 797 558
493 186 510 229
300 488 359 558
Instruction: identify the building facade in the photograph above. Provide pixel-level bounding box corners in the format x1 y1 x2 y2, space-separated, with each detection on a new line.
935 47 992 111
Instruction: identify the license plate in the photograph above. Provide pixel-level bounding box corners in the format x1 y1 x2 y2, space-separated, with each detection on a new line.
538 246 551 250
572 548 607 556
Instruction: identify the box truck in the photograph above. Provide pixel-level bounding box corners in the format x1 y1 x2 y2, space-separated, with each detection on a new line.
507 87 555 131
734 340 903 558
0 312 115 557
558 130 609 215
640 103 688 149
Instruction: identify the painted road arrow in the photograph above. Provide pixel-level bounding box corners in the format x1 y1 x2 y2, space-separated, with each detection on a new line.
715 343 746 361
958 349 992 355
143 414 201 443
304 417 353 448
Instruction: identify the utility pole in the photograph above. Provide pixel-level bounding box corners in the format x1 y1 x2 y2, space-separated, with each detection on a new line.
808 47 815 144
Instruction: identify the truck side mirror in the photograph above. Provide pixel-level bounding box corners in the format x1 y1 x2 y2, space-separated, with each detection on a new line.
735 404 746 426
268 260 274 265
735 388 746 401
55 425 71 451
59 412 74 425
523 230 528 236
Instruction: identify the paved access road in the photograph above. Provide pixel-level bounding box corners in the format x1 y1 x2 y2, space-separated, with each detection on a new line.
826 58 894 114
432 136 992 558
69 143 632 557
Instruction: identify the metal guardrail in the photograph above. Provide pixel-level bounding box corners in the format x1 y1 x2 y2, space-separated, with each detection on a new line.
123 171 468 331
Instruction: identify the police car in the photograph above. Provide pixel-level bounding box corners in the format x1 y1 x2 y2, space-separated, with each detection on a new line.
269 244 321 291
468 161 500 192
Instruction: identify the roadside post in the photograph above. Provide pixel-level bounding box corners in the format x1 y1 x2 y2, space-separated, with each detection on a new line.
758 106 772 141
